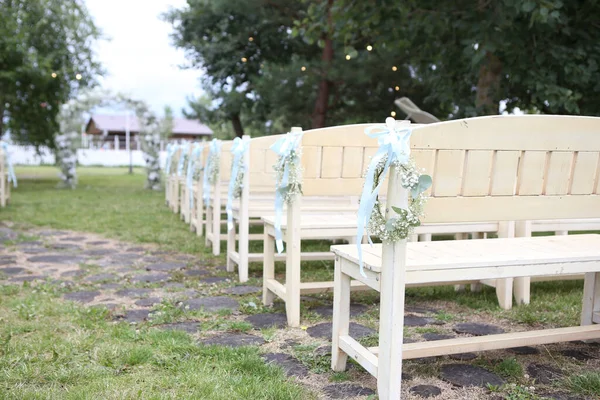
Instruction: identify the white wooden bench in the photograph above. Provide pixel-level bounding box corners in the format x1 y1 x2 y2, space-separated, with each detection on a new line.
330 115 600 400
0 144 14 207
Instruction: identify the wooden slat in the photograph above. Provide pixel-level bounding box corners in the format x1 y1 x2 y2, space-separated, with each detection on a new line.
321 147 344 178
247 251 335 262
517 151 546 195
302 146 321 178
571 152 600 195
490 151 520 195
593 312 600 324
545 151 574 195
432 150 464 196
342 147 364 178
365 325 600 359
339 335 378 377
266 279 287 300
298 280 370 294
462 150 493 196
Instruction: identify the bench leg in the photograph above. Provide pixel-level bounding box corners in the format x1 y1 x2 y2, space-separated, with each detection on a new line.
239 214 249 283
582 272 600 328
285 197 301 327
331 256 350 371
196 195 204 237
205 204 212 247
454 233 467 292
514 277 531 305
470 232 484 292
262 231 275 306
226 221 236 273
212 196 221 256
496 278 514 310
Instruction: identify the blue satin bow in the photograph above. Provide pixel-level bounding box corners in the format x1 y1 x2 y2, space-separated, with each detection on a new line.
203 139 222 207
270 130 303 253
226 136 249 231
1 142 17 188
187 142 204 210
356 118 412 275
177 142 190 176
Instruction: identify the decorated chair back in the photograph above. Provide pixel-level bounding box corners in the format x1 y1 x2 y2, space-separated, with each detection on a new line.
248 134 286 194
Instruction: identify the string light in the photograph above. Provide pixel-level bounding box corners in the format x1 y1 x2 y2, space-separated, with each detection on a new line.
51 72 57 78
395 86 400 91
366 45 373 51
390 111 396 117
241 57 248 63
345 54 351 60
301 66 306 72
392 66 398 71
248 37 254 42
75 73 82 80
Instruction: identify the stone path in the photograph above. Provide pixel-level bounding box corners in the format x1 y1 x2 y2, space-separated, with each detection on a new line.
0 225 598 399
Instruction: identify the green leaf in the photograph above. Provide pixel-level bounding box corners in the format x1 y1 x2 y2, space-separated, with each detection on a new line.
410 175 432 197
385 218 396 232
522 1 536 12
391 206 405 215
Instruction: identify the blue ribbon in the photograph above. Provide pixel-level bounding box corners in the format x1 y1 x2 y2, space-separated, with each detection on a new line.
356 117 412 275
226 137 249 231
186 142 204 210
1 142 17 188
270 130 303 253
177 142 190 176
203 139 222 207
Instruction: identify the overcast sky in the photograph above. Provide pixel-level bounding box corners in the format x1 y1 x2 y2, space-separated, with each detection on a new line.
86 0 202 117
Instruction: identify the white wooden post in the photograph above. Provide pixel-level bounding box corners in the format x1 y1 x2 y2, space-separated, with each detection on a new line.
495 221 515 310
0 152 6 207
196 175 204 237
514 220 532 305
263 230 276 306
331 256 351 371
581 272 600 329
470 232 484 292
212 165 221 256
285 192 302 327
377 165 408 399
114 136 119 150
454 232 468 292
238 135 251 282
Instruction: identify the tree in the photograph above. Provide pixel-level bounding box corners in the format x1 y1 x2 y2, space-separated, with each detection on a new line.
0 0 102 147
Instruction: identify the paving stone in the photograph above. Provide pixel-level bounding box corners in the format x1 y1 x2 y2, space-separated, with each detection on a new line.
0 228 17 242
422 333 455 341
449 352 477 361
92 303 119 310
112 253 140 262
312 303 368 318
263 353 309 378
440 364 504 388
560 349 595 361
60 270 86 278
131 273 169 283
527 363 564 385
85 273 117 283
223 285 261 295
184 269 209 277
453 322 504 336
200 276 229 284
159 322 201 334
306 322 375 340
63 290 101 303
22 248 47 254
0 267 25 275
135 297 162 307
182 296 239 312
98 283 121 290
126 247 146 252
27 254 85 264
146 262 186 272
10 275 45 282
17 241 43 246
88 241 109 245
245 313 288 329
405 306 439 314
168 290 198 300
84 249 114 257
404 315 435 327
322 383 376 399
115 288 153 298
315 345 331 356
119 309 150 323
410 385 442 398
540 392 586 400
201 333 265 347
60 236 87 242
38 230 68 237
509 346 540 355
50 243 82 250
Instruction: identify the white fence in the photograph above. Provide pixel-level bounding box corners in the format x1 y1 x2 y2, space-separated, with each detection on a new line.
8 145 167 167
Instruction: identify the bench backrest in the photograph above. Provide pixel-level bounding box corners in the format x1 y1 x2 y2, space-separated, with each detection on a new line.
300 122 413 198
407 115 600 223
248 134 285 193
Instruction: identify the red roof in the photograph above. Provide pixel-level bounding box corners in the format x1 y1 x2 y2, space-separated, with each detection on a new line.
87 114 213 136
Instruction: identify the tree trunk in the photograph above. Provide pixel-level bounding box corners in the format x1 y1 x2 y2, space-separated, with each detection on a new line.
311 0 334 129
231 113 244 138
0 100 4 138
475 52 503 115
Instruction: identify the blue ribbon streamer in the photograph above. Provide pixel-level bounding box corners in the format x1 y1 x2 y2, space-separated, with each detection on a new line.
203 139 222 207
1 142 17 188
356 118 412 276
270 130 303 253
186 142 204 210
226 137 249 232
177 142 190 176
164 143 175 174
